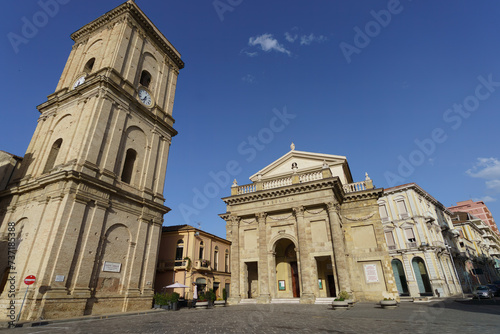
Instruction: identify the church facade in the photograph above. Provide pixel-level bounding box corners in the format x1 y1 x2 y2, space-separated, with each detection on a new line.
0 1 183 320
220 146 399 304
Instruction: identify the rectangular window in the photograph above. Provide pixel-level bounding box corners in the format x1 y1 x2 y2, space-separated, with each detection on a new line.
384 231 396 250
397 200 409 219
379 205 389 222
214 251 218 271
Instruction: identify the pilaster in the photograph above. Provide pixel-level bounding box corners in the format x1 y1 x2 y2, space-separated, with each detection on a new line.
256 212 271 303
227 216 241 305
326 202 351 293
294 206 315 303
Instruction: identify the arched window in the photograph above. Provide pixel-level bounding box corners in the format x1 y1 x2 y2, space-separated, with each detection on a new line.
121 148 137 184
199 241 204 260
175 239 184 266
43 138 62 173
214 246 219 271
140 70 152 88
225 249 229 273
84 58 95 73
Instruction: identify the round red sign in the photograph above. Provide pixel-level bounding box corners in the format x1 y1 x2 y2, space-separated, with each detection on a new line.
24 275 36 285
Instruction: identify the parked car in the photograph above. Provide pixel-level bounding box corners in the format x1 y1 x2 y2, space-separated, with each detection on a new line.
486 284 500 297
472 286 493 299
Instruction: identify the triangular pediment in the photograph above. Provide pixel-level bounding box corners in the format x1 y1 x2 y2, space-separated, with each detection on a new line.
249 149 353 185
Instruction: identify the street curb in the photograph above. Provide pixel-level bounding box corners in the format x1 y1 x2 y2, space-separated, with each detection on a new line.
1 308 165 329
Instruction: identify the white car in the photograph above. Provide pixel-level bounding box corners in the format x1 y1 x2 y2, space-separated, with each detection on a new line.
472 286 493 299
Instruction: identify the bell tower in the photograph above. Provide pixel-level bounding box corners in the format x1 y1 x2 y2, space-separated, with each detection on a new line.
0 1 183 320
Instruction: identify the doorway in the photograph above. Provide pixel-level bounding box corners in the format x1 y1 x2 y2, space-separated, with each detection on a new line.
246 262 259 298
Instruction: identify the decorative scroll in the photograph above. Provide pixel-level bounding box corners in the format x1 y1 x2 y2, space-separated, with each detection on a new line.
268 214 293 221
306 208 324 215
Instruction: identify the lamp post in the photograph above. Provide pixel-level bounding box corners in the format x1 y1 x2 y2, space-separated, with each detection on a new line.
445 243 465 299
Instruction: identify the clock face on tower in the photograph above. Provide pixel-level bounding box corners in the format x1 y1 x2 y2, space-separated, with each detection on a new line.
72 75 86 89
138 88 153 107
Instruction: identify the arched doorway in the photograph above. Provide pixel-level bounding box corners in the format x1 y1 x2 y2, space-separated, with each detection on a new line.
391 259 409 296
412 257 433 296
274 238 300 298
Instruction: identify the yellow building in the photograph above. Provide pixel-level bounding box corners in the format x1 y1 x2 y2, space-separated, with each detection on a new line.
380 183 462 298
155 225 231 300
450 212 500 290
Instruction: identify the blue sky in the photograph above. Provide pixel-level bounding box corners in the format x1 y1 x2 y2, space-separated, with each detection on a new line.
1 0 500 239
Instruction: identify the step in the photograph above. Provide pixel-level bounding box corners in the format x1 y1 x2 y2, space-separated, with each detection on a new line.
270 298 300 304
238 299 257 304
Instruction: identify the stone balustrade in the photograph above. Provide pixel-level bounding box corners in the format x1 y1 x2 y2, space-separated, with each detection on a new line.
234 169 371 195
343 181 366 193
263 177 292 190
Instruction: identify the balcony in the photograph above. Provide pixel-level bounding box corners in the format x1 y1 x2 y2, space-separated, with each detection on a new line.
194 259 211 271
157 260 188 272
406 242 418 249
432 241 445 248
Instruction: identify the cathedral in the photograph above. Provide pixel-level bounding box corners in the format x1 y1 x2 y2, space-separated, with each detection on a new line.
0 1 183 320
220 145 399 304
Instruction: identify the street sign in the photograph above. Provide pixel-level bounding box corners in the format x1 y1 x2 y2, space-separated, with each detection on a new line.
24 275 36 285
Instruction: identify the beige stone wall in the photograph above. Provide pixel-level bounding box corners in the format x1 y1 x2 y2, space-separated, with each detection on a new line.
0 1 182 321
222 173 399 304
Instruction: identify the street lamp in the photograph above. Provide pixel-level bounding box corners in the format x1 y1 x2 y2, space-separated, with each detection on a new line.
445 242 465 299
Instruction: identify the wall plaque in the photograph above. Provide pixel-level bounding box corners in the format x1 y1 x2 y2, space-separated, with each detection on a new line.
364 264 379 283
55 275 65 282
103 261 122 273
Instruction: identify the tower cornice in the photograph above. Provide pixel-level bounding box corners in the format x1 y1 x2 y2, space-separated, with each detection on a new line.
70 1 184 69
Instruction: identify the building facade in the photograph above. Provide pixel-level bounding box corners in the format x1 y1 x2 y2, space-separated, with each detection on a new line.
379 183 462 298
449 212 500 291
0 1 183 320
155 225 231 300
448 200 500 236
220 146 399 304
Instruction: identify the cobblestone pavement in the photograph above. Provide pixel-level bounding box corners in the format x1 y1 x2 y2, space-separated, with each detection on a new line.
4 298 500 334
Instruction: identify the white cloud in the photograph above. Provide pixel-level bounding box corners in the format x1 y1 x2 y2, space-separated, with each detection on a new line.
472 196 497 203
248 34 291 55
300 33 327 45
466 157 500 179
285 32 298 43
486 180 500 192
242 74 255 84
244 51 258 57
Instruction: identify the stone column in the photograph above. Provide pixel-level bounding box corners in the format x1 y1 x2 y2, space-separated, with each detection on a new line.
227 216 241 304
294 206 315 303
256 213 271 303
326 202 351 293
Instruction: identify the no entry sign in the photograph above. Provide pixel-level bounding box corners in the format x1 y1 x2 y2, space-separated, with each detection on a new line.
24 275 36 285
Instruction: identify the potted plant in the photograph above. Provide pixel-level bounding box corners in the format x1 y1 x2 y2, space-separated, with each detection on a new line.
214 297 226 307
169 292 180 311
379 298 398 309
332 291 350 310
196 293 209 309
153 293 163 309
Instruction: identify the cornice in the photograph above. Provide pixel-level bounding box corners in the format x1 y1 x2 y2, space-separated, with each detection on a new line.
70 2 184 69
222 178 343 205
343 187 383 202
2 169 170 215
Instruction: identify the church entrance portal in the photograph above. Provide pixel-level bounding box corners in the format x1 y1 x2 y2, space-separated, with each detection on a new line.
274 238 300 298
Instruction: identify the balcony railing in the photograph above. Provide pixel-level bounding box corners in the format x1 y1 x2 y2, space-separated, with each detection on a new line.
388 245 397 250
406 242 418 249
194 259 211 270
